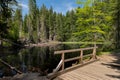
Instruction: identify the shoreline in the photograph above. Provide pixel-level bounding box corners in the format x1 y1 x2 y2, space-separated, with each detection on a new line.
24 41 61 47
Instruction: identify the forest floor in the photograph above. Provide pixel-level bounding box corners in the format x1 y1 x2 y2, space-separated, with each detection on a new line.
0 73 50 80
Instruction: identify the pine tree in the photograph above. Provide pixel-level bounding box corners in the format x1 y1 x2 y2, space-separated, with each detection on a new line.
28 0 37 43
48 6 54 41
36 8 41 43
65 10 76 41
39 4 48 42
55 13 64 41
23 15 28 38
0 0 17 39
9 8 22 41
114 0 120 48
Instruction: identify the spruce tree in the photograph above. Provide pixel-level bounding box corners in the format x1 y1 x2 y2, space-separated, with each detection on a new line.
0 0 17 39
28 0 37 43
10 8 22 41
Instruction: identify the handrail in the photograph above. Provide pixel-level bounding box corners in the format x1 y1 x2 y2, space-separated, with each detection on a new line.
54 47 98 54
53 46 98 73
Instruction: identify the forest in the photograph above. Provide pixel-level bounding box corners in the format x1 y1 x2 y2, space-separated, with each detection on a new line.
0 0 120 51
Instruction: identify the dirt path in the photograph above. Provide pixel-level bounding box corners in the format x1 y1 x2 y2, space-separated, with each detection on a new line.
99 53 120 62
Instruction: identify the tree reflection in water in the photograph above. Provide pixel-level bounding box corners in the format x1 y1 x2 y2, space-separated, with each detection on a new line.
0 44 81 76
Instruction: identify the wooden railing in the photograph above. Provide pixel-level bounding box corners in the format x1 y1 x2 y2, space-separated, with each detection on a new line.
53 46 98 73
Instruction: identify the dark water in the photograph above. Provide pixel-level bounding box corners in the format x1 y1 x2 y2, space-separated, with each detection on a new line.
0 44 82 77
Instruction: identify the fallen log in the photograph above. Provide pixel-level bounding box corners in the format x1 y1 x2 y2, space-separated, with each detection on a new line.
0 59 22 74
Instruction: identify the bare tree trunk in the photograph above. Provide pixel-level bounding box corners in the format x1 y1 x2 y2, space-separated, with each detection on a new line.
0 40 2 46
19 21 22 39
27 16 33 42
40 15 47 42
37 17 41 43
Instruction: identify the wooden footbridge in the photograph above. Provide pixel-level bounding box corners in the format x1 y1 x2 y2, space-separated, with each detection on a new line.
1 46 120 80
47 46 120 80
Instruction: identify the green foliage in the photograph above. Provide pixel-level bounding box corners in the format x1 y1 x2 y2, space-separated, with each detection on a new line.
0 0 119 52
74 0 117 51
75 0 114 42
13 8 22 39
76 0 92 7
28 0 38 42
0 0 17 39
114 0 120 49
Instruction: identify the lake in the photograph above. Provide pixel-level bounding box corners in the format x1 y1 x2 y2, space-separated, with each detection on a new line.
0 44 81 77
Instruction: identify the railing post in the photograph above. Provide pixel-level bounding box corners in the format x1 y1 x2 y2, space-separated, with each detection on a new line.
62 53 64 70
92 44 97 59
80 50 83 64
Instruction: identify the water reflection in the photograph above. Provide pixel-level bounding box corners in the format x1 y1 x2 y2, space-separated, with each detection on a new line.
0 44 81 77
16 46 58 73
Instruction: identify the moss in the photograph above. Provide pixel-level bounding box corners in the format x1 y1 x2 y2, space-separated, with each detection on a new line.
97 51 112 56
3 42 12 47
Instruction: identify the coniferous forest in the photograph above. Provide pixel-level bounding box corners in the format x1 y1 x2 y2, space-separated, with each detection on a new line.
0 0 120 51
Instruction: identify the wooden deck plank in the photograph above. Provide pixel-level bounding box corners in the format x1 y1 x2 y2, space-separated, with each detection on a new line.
59 74 82 80
74 70 101 80
58 69 100 80
59 73 85 80
55 59 120 80
75 68 110 80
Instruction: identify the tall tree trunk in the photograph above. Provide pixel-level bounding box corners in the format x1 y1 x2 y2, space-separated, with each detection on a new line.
40 15 47 42
19 21 22 39
37 17 41 43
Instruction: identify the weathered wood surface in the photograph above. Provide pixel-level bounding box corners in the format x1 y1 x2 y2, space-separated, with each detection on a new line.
48 59 98 79
54 53 120 80
52 47 98 74
54 47 98 54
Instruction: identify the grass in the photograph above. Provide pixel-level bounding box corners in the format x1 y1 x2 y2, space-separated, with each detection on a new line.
99 52 112 55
